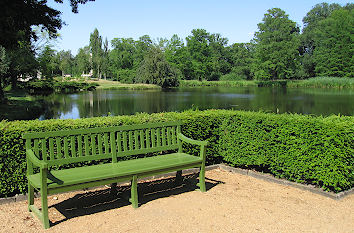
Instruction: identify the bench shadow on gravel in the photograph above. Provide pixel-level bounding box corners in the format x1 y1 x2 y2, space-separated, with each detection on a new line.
50 173 223 227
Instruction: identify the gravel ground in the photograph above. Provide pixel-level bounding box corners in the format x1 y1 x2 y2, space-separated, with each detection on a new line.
0 169 353 233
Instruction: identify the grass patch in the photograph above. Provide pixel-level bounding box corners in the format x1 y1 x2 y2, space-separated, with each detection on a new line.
180 80 257 87
181 78 354 89
288 77 354 89
88 79 161 90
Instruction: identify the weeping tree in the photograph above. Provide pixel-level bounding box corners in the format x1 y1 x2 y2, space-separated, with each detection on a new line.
135 46 179 88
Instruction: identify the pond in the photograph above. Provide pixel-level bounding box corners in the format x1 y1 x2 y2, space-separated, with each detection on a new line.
38 86 354 120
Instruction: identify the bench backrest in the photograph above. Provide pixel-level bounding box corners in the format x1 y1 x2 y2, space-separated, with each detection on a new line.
23 122 181 167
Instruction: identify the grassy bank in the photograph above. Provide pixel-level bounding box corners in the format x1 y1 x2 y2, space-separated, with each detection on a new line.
180 77 354 89
0 91 45 121
179 80 257 87
88 80 161 90
288 77 354 89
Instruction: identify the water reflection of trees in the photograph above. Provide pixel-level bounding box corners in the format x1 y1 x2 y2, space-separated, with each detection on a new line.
40 93 78 119
39 87 354 120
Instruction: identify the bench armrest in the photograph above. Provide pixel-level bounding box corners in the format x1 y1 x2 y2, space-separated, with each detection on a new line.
177 133 208 146
26 149 48 169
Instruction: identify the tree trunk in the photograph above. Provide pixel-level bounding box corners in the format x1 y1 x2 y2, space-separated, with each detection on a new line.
11 75 17 89
0 77 5 103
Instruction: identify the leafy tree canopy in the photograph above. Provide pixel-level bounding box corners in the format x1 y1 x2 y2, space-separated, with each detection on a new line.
312 7 354 77
253 8 301 80
135 46 179 88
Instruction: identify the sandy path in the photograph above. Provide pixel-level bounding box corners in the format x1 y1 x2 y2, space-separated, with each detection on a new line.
0 169 353 233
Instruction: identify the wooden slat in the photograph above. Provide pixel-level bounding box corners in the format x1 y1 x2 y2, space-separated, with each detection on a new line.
47 153 113 166
49 138 54 160
151 129 155 147
167 127 171 145
134 130 139 150
91 135 96 156
110 132 117 163
34 139 39 156
26 139 34 175
71 136 76 157
84 135 89 156
156 128 161 147
56 138 62 159
98 134 103 155
140 130 144 149
64 137 69 158
23 122 182 139
77 135 83 157
41 138 47 161
161 127 166 146
117 132 122 152
116 144 179 157
122 131 128 151
171 126 176 144
146 129 150 149
129 131 133 151
104 133 109 154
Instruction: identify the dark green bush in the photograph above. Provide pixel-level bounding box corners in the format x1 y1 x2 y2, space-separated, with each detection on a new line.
20 80 98 95
0 110 353 197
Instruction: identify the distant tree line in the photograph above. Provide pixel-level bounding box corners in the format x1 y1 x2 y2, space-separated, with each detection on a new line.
0 2 353 101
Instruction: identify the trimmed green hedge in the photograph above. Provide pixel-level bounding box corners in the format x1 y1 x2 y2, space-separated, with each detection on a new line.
0 110 353 197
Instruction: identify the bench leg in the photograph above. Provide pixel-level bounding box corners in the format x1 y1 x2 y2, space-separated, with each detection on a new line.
41 187 50 229
40 169 50 229
110 183 117 195
176 170 182 185
198 164 206 192
28 182 34 212
130 175 138 208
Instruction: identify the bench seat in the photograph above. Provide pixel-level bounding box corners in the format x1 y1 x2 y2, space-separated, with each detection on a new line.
28 153 202 189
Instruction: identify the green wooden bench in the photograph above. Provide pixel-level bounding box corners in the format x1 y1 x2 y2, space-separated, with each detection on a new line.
23 122 208 229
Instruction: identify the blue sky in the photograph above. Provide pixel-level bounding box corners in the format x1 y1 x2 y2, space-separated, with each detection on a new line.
48 0 352 55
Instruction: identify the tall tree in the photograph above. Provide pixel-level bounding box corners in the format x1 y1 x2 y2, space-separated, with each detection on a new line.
253 8 301 80
7 41 38 87
75 46 91 76
0 46 9 102
165 35 193 80
301 3 342 77
110 38 137 82
37 45 57 79
101 38 110 79
227 43 255 80
0 0 94 102
57 50 74 76
186 29 211 81
89 28 103 78
312 6 354 77
186 29 230 80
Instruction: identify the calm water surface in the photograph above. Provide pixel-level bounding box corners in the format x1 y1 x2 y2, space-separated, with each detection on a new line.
39 87 354 119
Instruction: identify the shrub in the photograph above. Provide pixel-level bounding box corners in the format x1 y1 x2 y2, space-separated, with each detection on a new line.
218 112 354 192
0 110 353 197
220 72 247 81
21 80 98 94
